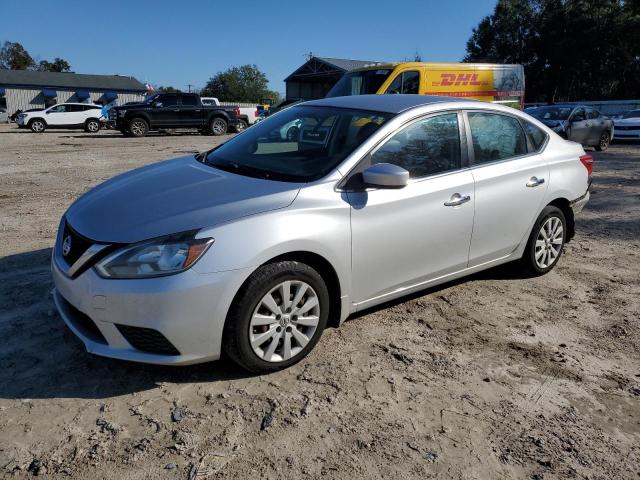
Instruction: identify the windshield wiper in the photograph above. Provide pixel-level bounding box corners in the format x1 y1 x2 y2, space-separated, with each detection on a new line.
209 160 273 180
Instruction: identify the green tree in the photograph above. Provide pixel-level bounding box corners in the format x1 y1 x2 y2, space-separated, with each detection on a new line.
201 64 279 103
464 0 640 102
37 57 71 72
0 41 35 70
157 85 182 93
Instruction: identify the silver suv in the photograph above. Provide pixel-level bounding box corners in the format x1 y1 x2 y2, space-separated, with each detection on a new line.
52 95 592 373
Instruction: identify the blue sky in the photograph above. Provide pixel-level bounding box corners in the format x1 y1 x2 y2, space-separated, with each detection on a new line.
1 0 497 94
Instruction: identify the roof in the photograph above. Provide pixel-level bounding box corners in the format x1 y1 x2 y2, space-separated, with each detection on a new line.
300 94 469 114
284 56 384 81
315 57 381 71
0 69 146 92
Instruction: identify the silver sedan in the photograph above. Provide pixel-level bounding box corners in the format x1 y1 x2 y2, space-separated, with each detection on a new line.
52 95 591 373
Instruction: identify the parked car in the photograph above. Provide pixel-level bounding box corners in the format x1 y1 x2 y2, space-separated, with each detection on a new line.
0 108 8 123
201 97 257 130
612 109 640 142
529 104 613 151
52 95 591 373
16 103 104 133
109 93 242 137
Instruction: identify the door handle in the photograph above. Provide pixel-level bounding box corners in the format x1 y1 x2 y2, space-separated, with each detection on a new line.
526 176 545 187
444 193 471 207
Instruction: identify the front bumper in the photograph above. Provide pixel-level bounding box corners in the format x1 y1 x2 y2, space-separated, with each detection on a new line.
52 254 251 365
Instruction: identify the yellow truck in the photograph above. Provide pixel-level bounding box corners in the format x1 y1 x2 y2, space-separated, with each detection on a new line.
326 62 525 109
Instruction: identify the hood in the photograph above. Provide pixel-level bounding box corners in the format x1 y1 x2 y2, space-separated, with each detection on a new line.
65 156 302 243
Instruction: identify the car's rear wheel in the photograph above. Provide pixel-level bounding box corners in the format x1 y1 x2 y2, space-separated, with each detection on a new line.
85 119 101 133
234 119 248 132
595 131 610 151
223 261 329 373
29 119 46 133
210 117 227 136
129 118 148 137
520 205 566 276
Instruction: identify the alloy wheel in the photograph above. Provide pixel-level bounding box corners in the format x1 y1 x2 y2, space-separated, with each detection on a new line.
87 121 99 132
600 132 609 150
249 280 320 362
212 119 226 135
534 216 564 269
130 120 145 136
32 121 44 132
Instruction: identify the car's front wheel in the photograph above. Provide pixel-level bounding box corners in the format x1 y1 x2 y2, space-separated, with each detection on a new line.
29 119 46 133
223 261 329 373
520 205 566 276
595 131 610 151
129 118 148 137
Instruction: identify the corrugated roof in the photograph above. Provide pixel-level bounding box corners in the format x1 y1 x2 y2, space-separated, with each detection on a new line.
0 69 146 92
315 57 382 71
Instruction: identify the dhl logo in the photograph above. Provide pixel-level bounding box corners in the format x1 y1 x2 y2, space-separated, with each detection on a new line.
432 73 489 87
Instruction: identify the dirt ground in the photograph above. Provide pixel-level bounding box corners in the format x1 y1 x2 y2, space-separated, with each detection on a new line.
0 123 638 480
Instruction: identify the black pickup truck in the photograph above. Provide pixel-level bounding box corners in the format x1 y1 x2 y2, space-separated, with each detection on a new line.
109 93 242 137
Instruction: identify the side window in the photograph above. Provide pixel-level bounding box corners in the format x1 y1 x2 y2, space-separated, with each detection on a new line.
181 95 198 106
385 71 420 94
571 108 586 121
371 113 461 178
68 104 84 112
49 105 68 113
468 112 527 163
523 121 548 151
160 95 178 107
587 109 600 120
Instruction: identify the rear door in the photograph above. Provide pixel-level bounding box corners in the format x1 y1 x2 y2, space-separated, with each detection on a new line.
67 104 86 125
347 111 475 305
178 94 203 127
465 111 549 266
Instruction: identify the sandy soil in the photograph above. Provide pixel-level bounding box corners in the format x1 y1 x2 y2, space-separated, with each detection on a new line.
0 124 638 479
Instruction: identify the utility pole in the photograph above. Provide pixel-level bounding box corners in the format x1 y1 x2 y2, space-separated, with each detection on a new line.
187 84 193 93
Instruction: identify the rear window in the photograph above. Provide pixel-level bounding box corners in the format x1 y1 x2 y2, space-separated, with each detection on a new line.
523 121 548 151
326 69 392 97
181 95 198 106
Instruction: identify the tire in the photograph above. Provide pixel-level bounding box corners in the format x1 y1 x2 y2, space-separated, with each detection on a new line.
234 119 248 133
520 205 566 276
128 118 148 137
210 117 227 136
223 261 330 373
595 130 610 151
29 119 46 133
85 118 101 133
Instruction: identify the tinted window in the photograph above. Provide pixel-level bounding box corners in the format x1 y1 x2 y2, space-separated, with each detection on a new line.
205 106 391 182
571 108 586 121
181 95 198 106
371 113 461 178
326 69 392 97
160 94 178 107
386 71 420 94
468 112 527 163
87 105 101 110
524 121 547 151
587 109 600 120
48 105 69 113
68 104 84 112
530 106 573 121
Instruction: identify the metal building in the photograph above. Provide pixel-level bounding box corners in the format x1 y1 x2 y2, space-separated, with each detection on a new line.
284 56 381 101
0 70 147 115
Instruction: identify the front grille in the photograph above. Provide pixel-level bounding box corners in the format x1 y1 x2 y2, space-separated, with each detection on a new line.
60 221 93 266
116 324 181 356
57 293 107 344
615 125 640 131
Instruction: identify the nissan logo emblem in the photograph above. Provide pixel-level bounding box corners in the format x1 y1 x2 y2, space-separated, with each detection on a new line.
62 235 72 257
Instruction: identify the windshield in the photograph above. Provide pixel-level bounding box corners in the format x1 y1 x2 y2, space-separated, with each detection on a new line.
326 69 392 97
529 106 574 121
622 110 640 119
144 94 160 104
204 105 391 182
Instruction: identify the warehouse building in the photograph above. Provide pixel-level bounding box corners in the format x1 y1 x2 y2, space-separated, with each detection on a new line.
0 70 147 115
284 56 382 101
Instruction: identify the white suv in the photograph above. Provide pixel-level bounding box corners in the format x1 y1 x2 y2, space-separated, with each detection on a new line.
17 103 104 133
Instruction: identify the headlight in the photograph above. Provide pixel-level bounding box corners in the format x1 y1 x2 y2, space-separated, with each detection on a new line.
95 232 213 279
118 110 126 116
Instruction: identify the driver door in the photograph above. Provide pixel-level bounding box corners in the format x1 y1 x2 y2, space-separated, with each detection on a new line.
346 112 475 307
568 107 589 144
46 104 69 125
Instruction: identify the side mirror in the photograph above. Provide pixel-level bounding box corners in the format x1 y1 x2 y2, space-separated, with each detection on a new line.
362 163 409 189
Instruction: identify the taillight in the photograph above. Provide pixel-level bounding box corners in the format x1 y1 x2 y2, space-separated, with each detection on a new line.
254 109 259 118
234 107 240 118
579 154 593 176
